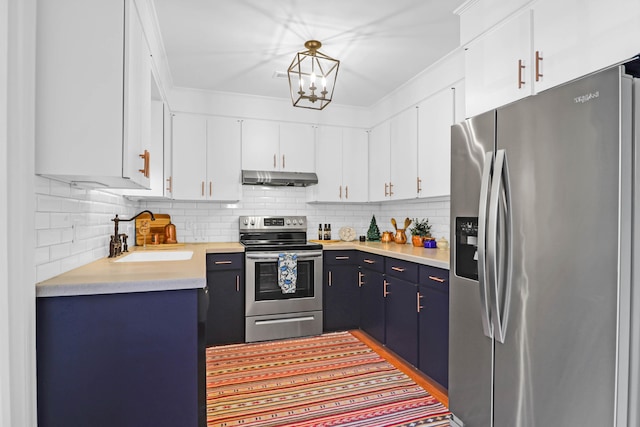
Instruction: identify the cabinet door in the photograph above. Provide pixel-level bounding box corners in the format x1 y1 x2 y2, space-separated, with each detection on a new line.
533 0 640 93
368 122 391 202
385 277 418 367
206 117 241 201
123 0 151 188
279 122 315 172
241 120 280 170
207 269 244 346
342 128 369 202
359 268 386 344
390 108 418 200
465 9 533 117
418 283 449 388
324 263 359 332
418 87 454 198
172 114 207 200
314 126 343 202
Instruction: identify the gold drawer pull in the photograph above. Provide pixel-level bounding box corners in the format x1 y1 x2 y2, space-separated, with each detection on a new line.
428 275 445 283
383 280 390 297
363 259 376 264
236 275 240 292
335 256 350 260
417 292 424 313
214 261 233 265
391 266 405 272
328 270 332 286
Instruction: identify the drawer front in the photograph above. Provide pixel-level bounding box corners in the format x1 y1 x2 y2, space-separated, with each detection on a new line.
385 258 419 283
419 264 449 290
206 253 244 271
324 250 357 265
358 252 384 273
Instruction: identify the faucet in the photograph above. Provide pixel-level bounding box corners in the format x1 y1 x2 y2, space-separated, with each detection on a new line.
109 210 155 257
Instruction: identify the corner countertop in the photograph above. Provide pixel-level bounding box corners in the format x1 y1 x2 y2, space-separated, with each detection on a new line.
320 241 450 270
36 241 448 298
36 243 244 298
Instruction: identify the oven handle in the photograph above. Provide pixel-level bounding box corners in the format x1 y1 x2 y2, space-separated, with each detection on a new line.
245 251 323 261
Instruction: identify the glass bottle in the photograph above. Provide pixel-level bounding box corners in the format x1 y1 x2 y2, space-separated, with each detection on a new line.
318 224 323 240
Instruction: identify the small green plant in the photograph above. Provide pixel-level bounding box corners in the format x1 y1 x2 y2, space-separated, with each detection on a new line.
410 218 432 237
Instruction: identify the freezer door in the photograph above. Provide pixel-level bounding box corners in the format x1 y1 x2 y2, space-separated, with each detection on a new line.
449 111 495 427
492 67 631 426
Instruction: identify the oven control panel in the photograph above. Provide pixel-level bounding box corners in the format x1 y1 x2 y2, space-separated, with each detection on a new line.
239 216 307 231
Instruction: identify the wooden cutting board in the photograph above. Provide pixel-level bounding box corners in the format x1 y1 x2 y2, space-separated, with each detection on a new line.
135 213 175 246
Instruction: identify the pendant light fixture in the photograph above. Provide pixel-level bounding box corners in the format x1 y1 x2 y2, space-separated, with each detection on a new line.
287 40 340 110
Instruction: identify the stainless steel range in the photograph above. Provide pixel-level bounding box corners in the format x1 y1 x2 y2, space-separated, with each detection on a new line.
240 216 323 342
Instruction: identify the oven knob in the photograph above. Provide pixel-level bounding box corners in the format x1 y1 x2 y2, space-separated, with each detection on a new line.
250 219 255 226
285 219 291 225
292 219 298 225
243 218 249 225
298 218 304 226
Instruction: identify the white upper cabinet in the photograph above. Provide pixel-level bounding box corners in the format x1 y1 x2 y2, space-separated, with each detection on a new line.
368 122 391 202
242 120 315 173
463 0 640 117
465 8 533 117
172 114 241 201
532 0 640 93
35 0 152 189
313 126 368 202
389 108 419 200
417 87 455 199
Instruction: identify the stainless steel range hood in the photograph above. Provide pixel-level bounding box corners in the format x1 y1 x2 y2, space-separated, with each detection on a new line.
242 170 318 187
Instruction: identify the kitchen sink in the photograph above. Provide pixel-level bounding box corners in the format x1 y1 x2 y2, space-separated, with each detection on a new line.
114 250 193 262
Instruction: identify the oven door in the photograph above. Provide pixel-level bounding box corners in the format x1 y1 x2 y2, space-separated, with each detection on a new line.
245 250 323 316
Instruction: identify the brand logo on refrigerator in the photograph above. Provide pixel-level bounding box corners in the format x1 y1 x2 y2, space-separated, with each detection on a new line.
574 91 599 104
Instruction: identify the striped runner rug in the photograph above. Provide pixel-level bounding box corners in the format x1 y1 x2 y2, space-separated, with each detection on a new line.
206 331 452 427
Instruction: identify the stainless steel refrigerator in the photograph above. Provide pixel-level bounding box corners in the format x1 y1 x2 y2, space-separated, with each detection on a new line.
449 64 640 427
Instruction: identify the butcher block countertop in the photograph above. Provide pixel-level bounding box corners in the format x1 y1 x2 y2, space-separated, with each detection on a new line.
320 241 450 270
36 243 244 298
36 241 448 298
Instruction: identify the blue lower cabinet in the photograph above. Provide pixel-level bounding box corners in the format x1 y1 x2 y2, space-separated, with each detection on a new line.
384 276 419 367
323 251 359 331
418 265 449 388
359 267 386 344
206 253 245 345
36 288 204 427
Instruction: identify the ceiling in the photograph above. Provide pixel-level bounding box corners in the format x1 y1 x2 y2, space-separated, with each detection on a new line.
152 0 466 108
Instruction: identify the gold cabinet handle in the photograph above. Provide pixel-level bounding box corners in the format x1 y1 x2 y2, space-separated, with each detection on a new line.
391 266 405 272
236 275 240 292
518 59 525 89
282 154 285 169
335 256 350 260
429 275 446 283
273 154 276 168
384 183 389 197
201 181 205 196
214 261 232 265
417 292 424 313
383 279 390 297
358 271 364 287
363 259 376 264
417 177 422 193
339 185 342 199
209 181 212 197
166 176 172 193
535 50 543 82
345 186 348 199
389 182 394 196
328 270 332 286
138 150 150 177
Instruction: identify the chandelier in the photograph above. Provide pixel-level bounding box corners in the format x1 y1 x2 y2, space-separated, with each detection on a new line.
287 40 340 110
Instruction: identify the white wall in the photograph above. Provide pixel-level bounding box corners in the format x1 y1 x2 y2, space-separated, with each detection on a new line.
3 0 37 426
34 177 137 282
139 187 449 245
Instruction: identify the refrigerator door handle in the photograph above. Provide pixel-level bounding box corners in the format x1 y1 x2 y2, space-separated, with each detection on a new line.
478 151 494 339
488 149 513 344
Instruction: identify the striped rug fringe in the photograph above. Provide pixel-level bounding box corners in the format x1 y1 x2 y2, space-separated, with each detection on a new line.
206 331 451 427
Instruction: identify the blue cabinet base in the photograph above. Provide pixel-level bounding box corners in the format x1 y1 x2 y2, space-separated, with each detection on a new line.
37 289 203 427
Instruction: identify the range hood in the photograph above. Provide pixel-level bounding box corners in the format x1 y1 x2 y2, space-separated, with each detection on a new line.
242 170 318 187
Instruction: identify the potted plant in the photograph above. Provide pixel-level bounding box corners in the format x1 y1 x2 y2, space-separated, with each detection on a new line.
409 218 432 247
